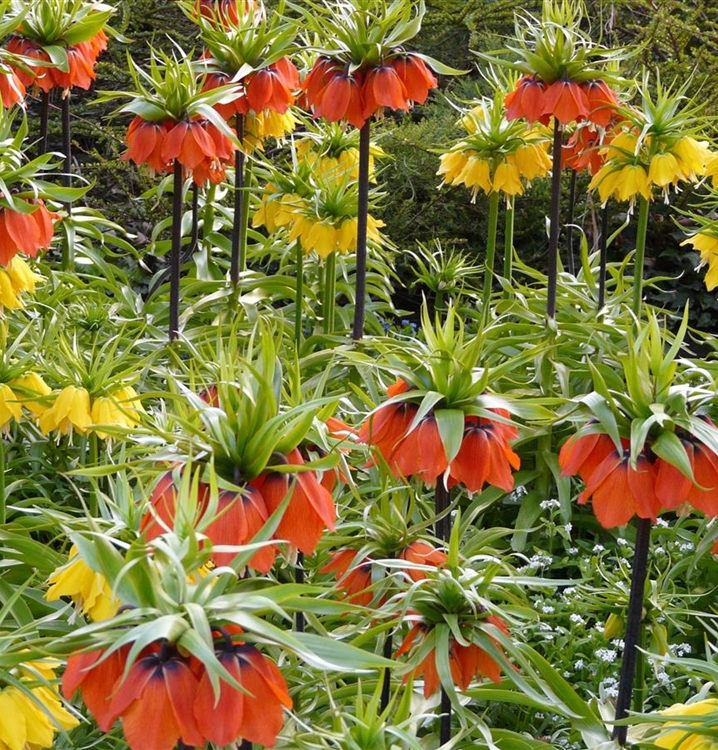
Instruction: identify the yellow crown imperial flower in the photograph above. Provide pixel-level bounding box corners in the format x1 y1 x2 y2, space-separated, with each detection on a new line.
655 698 718 750
0 269 22 310
38 385 93 437
0 686 77 750
0 383 21 431
10 372 51 418
673 136 712 179
616 163 652 202
455 155 492 200
46 545 120 620
90 385 143 439
648 151 683 188
682 232 718 290
6 256 42 294
437 150 470 185
510 142 552 181
492 161 524 196
0 657 78 750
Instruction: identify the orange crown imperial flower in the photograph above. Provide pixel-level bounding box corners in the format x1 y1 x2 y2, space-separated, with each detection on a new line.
0 200 59 267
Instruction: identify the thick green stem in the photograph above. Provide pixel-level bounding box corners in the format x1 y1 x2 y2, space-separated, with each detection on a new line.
482 190 501 318
546 121 564 319
88 432 99 518
61 92 74 270
230 116 246 286
503 196 514 286
351 121 371 341
631 196 650 319
323 252 337 335
294 242 304 346
612 517 651 745
169 159 183 342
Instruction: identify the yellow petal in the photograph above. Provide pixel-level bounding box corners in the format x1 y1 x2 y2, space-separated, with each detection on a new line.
0 689 27 750
0 383 21 429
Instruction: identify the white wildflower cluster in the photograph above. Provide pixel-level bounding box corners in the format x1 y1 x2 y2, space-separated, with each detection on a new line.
592 544 605 553
569 613 586 626
519 552 554 572
540 604 555 614
600 676 619 698
673 643 692 657
595 648 617 663
675 541 695 553
540 499 560 511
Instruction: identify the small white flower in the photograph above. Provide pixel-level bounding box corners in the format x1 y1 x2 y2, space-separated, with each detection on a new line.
540 499 560 511
596 648 617 663
568 546 578 554
569 613 585 625
563 523 573 533
541 604 555 614
654 546 666 556
574 658 585 670
617 537 630 546
593 544 605 553
674 643 692 657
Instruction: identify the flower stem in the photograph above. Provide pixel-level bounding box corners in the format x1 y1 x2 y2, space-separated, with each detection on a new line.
351 120 371 341
435 480 452 744
435 481 451 543
39 91 49 156
169 159 183 342
598 203 609 309
295 242 304 346
482 190 501 319
380 632 393 712
61 92 74 270
230 115 246 287
189 182 199 257
504 196 514 287
566 169 577 276
546 120 564 319
611 517 651 746
88 431 99 518
440 687 452 745
323 252 337 335
632 196 650 319
295 550 305 633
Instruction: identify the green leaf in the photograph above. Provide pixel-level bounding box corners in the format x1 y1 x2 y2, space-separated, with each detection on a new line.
651 431 694 480
434 408 465 463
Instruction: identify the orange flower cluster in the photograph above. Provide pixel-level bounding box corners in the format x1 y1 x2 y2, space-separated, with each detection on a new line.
304 54 437 129
0 200 59 267
63 630 291 750
141 448 336 568
396 615 509 697
322 540 447 606
359 380 520 490
506 75 619 128
559 430 718 528
7 31 107 93
123 116 235 185
203 57 299 121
